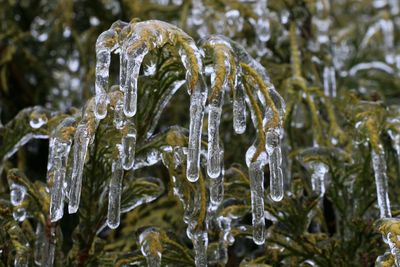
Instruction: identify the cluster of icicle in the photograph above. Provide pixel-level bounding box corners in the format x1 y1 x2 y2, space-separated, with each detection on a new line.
42 19 286 266
188 0 271 57
7 169 57 267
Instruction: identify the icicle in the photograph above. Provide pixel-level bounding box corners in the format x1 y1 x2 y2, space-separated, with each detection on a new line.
375 252 394 267
224 10 242 38
34 224 45 265
162 147 193 217
68 123 91 214
388 129 400 168
122 42 148 117
389 0 399 15
249 160 266 245
387 232 400 266
178 41 207 182
216 217 233 265
14 254 28 267
209 167 224 206
113 99 125 129
119 48 127 92
190 0 205 26
309 161 329 197
233 80 247 134
138 228 162 267
107 145 124 229
372 147 391 218
266 128 284 202
121 122 137 170
323 65 336 97
95 30 118 120
42 225 56 267
207 90 224 179
380 18 395 64
46 117 75 222
192 230 208 267
187 81 207 182
49 136 72 222
253 0 270 56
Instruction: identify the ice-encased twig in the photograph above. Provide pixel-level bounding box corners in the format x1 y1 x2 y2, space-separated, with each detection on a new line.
68 123 91 214
249 160 266 245
372 146 391 218
121 121 137 170
107 145 124 229
49 138 72 222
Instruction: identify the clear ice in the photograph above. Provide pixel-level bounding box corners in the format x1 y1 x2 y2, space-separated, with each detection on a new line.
249 160 266 245
95 30 118 119
123 42 148 117
47 117 76 222
68 123 91 214
107 146 124 229
121 121 137 170
372 147 391 218
266 128 284 202
187 81 207 182
233 80 247 134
